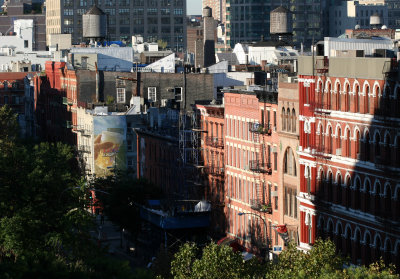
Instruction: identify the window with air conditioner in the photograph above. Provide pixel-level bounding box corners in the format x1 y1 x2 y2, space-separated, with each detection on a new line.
117 88 126 103
148 87 156 102
174 87 182 102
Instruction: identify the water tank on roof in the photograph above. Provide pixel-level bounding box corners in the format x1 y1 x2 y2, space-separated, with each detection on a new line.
203 6 212 18
270 6 292 34
82 5 107 39
370 13 381 27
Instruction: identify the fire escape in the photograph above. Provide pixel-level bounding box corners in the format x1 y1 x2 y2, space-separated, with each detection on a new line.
248 121 273 214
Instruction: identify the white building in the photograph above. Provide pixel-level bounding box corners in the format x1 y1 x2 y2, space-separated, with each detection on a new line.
232 42 298 66
0 19 53 72
329 0 388 37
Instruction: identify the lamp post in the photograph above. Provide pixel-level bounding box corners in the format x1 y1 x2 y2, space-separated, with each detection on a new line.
238 212 269 259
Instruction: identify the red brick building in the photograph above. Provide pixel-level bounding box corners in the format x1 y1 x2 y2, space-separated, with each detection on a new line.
0 72 36 137
197 103 225 237
224 88 282 256
298 55 400 269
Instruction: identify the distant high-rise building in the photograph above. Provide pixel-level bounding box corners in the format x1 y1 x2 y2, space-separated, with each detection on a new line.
203 0 327 48
46 0 186 51
0 0 46 50
329 1 388 37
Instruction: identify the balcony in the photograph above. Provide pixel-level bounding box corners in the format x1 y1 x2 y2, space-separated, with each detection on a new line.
206 166 224 177
249 123 272 135
249 161 272 174
205 136 224 148
250 199 272 214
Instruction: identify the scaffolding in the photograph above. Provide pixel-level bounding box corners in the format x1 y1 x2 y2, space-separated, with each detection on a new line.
178 111 205 199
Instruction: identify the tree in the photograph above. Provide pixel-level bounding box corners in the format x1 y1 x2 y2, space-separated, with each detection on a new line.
170 242 266 279
0 109 137 278
157 40 168 51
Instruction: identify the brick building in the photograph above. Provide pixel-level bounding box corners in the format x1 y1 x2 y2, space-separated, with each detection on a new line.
224 88 282 257
0 72 36 137
197 103 225 237
297 55 400 269
277 77 300 244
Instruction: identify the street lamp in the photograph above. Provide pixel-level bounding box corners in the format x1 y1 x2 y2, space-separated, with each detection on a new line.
238 212 269 258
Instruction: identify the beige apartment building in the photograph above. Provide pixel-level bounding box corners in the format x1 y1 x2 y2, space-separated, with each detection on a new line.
46 0 186 51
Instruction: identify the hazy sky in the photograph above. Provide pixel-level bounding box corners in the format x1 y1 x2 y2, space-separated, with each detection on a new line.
187 0 202 15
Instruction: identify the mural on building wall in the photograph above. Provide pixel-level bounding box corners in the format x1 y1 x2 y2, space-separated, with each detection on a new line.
93 115 127 177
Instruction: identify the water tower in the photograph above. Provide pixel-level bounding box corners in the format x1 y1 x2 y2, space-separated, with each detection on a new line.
370 13 382 29
82 5 107 43
270 6 293 43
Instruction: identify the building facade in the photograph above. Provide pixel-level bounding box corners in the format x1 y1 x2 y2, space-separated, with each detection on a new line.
277 77 300 245
197 103 225 237
297 55 400 269
46 0 186 51
0 0 46 50
224 88 282 257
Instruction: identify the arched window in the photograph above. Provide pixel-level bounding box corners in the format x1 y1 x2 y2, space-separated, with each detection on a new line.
305 166 311 194
287 108 291 132
318 170 325 198
375 86 381 111
305 213 312 244
385 134 391 165
336 173 342 204
292 108 296 133
356 85 360 113
396 137 400 167
365 180 371 213
365 132 371 161
336 223 343 254
328 127 333 154
346 84 350 112
384 184 392 218
364 233 371 266
345 226 352 257
327 172 333 202
284 147 296 176
346 177 351 208
356 130 361 159
375 133 381 162
337 127 342 155
375 182 382 216
328 83 332 110
354 178 361 210
375 236 382 262
366 86 370 114
354 230 362 265
282 107 286 131
346 129 351 158
337 83 342 111
384 238 392 266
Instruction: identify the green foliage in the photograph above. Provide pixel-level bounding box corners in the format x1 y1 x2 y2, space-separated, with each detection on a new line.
170 239 399 279
157 40 168 50
171 242 266 279
0 108 138 278
106 95 115 105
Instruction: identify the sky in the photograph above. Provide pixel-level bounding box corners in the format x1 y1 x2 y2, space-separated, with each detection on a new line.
187 0 202 15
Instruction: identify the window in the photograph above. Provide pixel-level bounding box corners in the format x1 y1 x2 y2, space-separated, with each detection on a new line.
305 87 309 104
284 186 297 218
274 185 278 210
24 40 28 48
174 87 182 102
292 109 296 133
127 140 133 151
274 152 277 171
117 88 126 103
274 111 277 128
356 86 360 113
366 86 370 114
287 108 291 132
284 147 296 176
282 107 286 131
305 166 311 194
148 87 156 102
